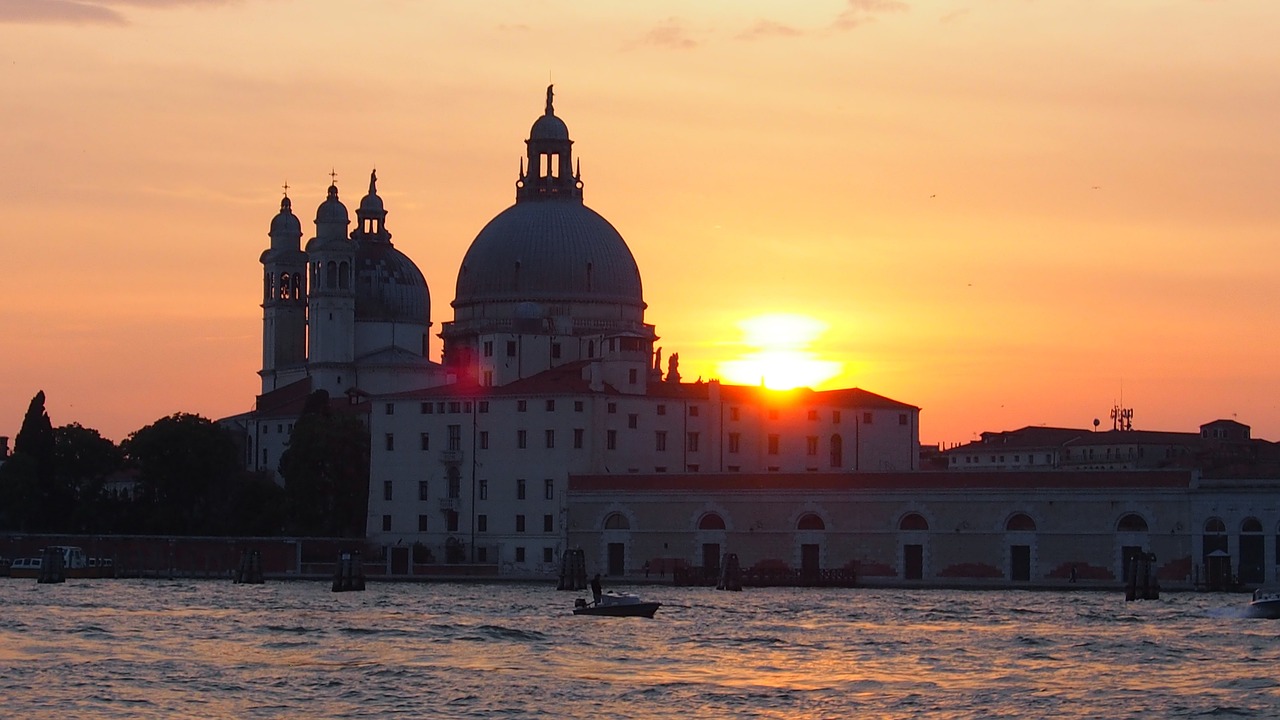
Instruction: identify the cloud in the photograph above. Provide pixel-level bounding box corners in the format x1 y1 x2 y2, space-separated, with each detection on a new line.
833 0 909 31
0 0 235 25
737 19 806 41
638 17 698 50
0 0 126 25
940 8 970 25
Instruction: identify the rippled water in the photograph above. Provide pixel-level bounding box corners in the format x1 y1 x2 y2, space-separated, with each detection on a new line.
1 579 1278 718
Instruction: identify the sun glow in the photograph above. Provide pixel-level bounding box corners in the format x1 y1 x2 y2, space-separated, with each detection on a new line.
715 314 844 390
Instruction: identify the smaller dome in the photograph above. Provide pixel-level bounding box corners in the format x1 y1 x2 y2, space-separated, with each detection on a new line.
316 184 349 224
270 197 301 236
359 192 385 214
530 113 569 141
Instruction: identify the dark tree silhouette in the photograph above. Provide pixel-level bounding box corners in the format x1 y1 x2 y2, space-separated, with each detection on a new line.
278 391 370 537
124 413 239 534
0 391 60 530
55 423 124 533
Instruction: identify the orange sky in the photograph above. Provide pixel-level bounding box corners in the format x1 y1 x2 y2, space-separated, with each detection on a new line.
3 0 1279 447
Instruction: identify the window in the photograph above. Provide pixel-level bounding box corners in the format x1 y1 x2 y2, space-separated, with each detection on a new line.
546 399 555 412
543 547 554 563
420 433 430 451
608 402 617 414
807 410 818 421
382 515 391 532
830 434 843 468
418 481 429 501
798 513 825 530
730 407 740 421
574 401 584 412
479 401 489 413
543 514 554 532
517 400 527 412
517 430 527 449
767 434 780 455
728 433 740 453
437 402 446 413
899 413 908 426
656 431 667 452
478 515 487 532
517 479 526 500
689 406 699 417
545 479 554 500
806 436 818 456
833 410 841 424
628 368 638 384
483 340 493 357
383 481 393 501
479 479 488 500
607 430 617 450
479 431 489 450
483 370 493 386
418 514 429 532
516 514 526 532
385 403 395 415
421 402 432 414
551 343 561 359
447 511 458 532
545 429 555 448
687 432 700 452
448 425 461 451
863 412 873 424
657 405 666 416
506 340 517 357
698 513 725 530
448 402 460 414
515 547 525 562
573 428 584 449
628 413 638 429
385 433 395 451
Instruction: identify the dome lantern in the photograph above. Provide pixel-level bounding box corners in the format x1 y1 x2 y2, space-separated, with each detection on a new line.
518 84 582 202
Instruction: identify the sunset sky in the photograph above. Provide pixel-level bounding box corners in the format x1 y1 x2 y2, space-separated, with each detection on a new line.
3 0 1279 448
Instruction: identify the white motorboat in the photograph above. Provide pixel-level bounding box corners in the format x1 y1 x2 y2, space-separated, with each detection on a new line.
573 592 662 618
1248 588 1280 619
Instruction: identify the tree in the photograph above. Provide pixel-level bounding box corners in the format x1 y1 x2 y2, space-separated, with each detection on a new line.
278 391 371 537
123 413 239 535
0 390 59 531
55 423 125 533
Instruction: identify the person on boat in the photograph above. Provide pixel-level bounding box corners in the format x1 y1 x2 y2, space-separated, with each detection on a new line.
591 574 602 605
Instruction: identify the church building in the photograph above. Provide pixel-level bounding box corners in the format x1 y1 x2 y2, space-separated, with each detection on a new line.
238 87 921 576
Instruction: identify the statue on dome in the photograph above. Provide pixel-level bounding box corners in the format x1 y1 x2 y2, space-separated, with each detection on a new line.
666 353 681 383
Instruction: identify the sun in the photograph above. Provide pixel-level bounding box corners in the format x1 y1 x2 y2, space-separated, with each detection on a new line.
715 313 843 390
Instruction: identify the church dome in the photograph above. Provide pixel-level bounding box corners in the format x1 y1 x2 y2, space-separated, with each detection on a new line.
315 184 348 225
454 199 642 308
530 113 569 141
269 197 302 237
354 242 430 324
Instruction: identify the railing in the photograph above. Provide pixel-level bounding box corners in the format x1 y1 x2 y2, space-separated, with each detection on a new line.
438 497 459 511
440 450 463 464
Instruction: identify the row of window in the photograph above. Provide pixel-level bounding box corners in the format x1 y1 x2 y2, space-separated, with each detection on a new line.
602 511 1159 534
388 478 557 502
384 429 846 460
380 513 555 534
382 401 907 425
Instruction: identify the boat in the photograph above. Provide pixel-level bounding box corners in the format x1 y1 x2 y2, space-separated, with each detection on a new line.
8 546 113 580
1248 588 1280 618
573 592 662 618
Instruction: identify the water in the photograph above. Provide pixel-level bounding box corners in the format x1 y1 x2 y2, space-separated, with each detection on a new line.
1 580 1277 719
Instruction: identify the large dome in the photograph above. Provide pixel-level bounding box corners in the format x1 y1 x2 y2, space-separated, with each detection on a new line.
454 199 643 309
354 242 429 323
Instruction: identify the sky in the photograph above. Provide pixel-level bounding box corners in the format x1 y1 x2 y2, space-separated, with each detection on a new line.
2 0 1279 448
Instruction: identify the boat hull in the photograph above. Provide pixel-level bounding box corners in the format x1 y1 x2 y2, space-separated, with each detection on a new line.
1249 600 1280 619
573 602 662 618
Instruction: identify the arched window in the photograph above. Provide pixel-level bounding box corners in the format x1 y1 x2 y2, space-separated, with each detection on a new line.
797 513 825 531
279 272 291 300
698 513 725 530
326 261 338 288
1117 513 1148 532
292 273 302 300
265 272 275 301
603 512 629 530
339 261 350 289
1006 513 1036 532
1204 517 1226 533
1242 517 1263 533
899 513 928 531
829 434 843 468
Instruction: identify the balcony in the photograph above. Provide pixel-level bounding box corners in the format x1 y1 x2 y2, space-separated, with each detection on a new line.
438 497 459 512
440 449 463 465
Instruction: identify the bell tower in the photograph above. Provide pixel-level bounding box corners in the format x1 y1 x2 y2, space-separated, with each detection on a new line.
305 179 357 394
260 190 308 393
